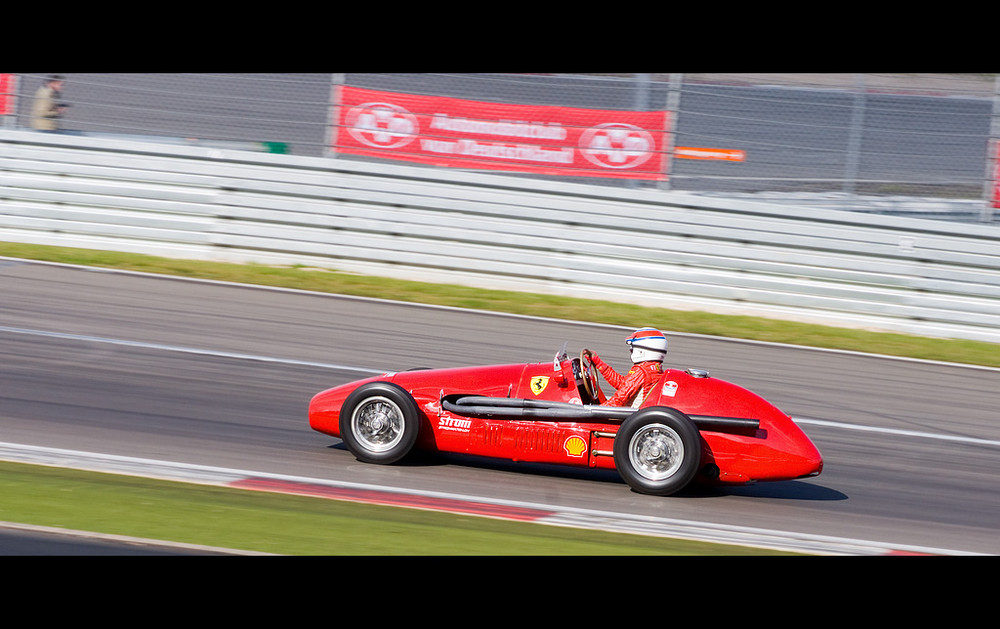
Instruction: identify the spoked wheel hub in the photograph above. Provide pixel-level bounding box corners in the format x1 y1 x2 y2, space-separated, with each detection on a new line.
353 396 404 452
628 424 685 481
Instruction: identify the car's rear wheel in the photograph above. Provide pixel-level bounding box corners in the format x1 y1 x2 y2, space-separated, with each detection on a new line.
340 382 420 464
613 407 700 496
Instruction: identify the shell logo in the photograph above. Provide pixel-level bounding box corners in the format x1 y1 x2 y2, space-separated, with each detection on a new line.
345 101 418 149
564 435 587 457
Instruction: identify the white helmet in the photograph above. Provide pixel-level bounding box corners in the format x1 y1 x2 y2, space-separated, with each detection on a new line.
625 327 668 363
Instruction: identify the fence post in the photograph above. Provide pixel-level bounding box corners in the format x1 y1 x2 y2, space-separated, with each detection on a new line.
627 74 652 189
980 75 1000 223
843 73 867 198
325 73 345 159
660 73 683 191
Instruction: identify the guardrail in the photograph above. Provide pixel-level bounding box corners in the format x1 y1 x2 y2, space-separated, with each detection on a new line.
2 129 999 344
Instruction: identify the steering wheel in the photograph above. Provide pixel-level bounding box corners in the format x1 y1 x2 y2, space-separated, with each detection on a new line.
579 349 600 402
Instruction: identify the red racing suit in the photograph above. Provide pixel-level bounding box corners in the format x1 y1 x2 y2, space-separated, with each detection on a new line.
591 356 663 408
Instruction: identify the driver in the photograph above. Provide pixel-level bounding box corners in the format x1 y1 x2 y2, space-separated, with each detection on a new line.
583 327 668 408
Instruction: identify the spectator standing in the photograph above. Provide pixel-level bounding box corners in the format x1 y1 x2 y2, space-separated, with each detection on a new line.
30 75 67 131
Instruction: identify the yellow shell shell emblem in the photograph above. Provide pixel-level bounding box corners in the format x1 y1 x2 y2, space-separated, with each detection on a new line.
564 435 587 457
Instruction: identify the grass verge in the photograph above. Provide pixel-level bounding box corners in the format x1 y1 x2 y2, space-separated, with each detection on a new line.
0 462 789 555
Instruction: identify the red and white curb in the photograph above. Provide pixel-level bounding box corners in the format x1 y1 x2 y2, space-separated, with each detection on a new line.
0 442 979 556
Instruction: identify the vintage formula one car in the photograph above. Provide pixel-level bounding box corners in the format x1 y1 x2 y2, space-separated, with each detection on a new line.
308 343 823 496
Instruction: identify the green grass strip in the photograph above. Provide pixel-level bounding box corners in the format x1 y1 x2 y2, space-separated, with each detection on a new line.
2 241 998 368
0 462 787 555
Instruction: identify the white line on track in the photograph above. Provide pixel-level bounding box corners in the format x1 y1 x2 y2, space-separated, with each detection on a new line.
4 323 998 449
0 324 383 375
795 417 1000 448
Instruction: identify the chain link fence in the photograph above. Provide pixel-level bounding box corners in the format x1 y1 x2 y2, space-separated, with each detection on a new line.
4 73 998 222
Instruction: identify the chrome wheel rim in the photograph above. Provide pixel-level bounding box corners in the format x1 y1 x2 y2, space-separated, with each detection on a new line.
627 422 684 481
351 396 405 452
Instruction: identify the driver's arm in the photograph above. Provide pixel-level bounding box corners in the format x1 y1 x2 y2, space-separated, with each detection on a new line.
602 368 645 407
588 352 626 390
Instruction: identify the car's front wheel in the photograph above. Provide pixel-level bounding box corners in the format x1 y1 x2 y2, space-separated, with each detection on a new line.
613 407 700 496
339 382 421 464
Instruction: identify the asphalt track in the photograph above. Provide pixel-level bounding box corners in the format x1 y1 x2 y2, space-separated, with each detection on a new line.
2 259 999 555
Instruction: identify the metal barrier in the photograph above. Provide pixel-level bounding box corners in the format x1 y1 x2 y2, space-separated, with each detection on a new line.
2 129 999 343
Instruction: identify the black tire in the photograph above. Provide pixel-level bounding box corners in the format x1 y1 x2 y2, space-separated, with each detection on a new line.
613 407 701 496
339 381 421 464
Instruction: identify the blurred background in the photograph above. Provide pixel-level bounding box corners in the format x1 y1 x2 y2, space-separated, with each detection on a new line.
3 72 998 222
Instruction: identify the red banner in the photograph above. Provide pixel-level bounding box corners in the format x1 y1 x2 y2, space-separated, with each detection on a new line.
994 139 1000 209
333 85 669 180
0 74 16 117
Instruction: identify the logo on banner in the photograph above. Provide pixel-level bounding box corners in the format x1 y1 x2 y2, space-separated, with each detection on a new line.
345 101 418 149
579 123 655 170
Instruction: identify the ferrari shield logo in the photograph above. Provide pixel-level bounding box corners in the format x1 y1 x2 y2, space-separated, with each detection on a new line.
530 376 550 395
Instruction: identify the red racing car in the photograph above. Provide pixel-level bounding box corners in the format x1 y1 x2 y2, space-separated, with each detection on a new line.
308 343 823 496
